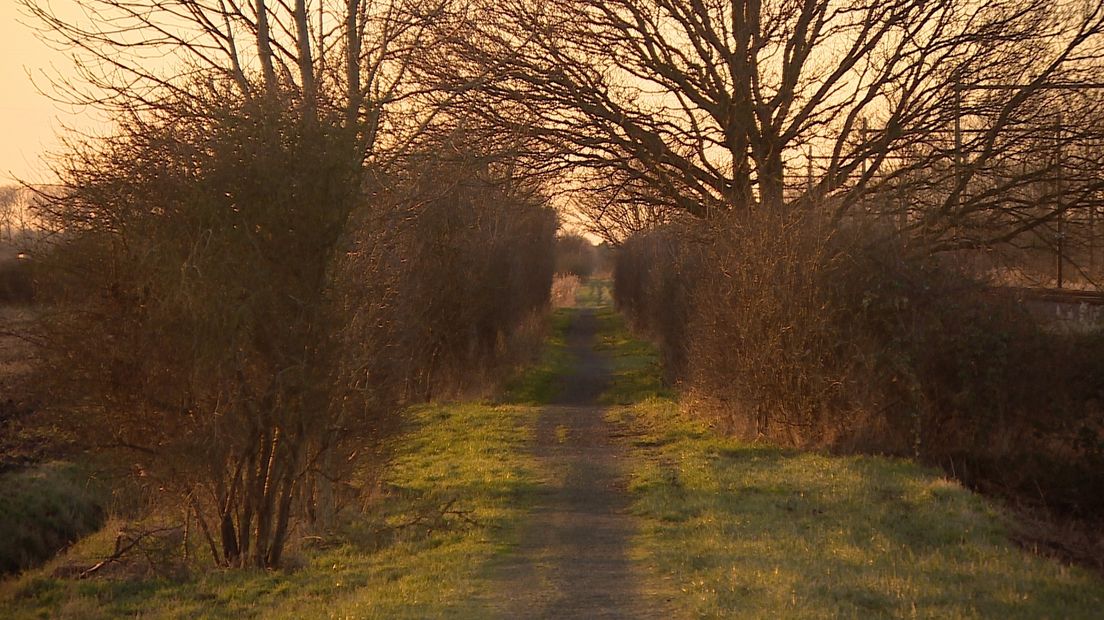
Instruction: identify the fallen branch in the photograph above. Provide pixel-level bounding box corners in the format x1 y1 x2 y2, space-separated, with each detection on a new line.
78 525 182 579
387 497 488 534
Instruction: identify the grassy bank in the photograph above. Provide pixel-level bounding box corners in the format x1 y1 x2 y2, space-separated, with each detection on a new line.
596 299 1104 618
0 312 572 619
0 463 106 577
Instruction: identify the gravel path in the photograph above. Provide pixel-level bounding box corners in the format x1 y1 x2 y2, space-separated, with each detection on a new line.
481 308 664 618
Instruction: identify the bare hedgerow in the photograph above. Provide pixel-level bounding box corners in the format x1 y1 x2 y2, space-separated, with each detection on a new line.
33 88 372 569
340 138 556 403
32 87 556 570
615 209 1092 457
614 218 707 380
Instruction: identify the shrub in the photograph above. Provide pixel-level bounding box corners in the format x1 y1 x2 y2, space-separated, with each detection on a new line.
0 258 33 304
36 91 373 568
33 89 556 569
341 146 556 402
554 234 597 278
614 210 1104 517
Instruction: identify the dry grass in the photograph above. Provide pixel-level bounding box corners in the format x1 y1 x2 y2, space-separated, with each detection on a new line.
550 273 581 308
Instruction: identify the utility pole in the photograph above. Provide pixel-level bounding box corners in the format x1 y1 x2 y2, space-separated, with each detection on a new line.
1090 140 1098 275
954 81 1104 287
898 170 908 233
1090 202 1096 274
807 145 814 196
953 78 963 244
1056 111 1064 289
860 117 869 217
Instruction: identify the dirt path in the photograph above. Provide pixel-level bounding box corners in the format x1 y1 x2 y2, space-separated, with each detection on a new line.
481 308 663 618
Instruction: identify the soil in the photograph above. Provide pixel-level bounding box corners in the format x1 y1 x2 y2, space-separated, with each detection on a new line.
480 308 669 618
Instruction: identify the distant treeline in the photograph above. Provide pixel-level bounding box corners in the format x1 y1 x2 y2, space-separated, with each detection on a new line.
0 187 36 303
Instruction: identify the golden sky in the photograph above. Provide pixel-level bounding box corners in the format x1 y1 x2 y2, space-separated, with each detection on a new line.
0 2 104 186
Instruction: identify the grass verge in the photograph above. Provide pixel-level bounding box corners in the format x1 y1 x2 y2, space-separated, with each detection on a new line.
0 314 573 619
598 302 1104 618
0 462 106 576
500 308 572 405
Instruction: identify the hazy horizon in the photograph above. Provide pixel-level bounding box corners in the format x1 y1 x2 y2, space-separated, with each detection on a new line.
0 2 106 186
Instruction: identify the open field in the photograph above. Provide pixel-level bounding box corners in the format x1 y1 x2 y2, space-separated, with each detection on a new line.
0 306 34 403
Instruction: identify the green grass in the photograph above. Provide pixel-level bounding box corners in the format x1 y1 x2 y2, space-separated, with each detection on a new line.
0 314 576 619
500 308 572 405
594 306 671 406
0 402 540 619
0 462 106 576
598 307 1104 618
574 277 612 308
582 278 669 406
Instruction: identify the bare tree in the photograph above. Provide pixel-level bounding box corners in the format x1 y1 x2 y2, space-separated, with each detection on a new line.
0 187 41 246
569 176 677 245
438 0 1104 249
0 187 18 243
18 0 464 569
19 0 449 160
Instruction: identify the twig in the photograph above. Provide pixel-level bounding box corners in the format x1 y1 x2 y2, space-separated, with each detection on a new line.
387 497 489 533
78 525 182 579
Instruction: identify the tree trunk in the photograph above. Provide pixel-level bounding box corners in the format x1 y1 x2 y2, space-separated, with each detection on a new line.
255 0 278 93
293 0 317 112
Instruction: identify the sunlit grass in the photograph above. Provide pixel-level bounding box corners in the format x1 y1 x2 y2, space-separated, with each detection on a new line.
499 308 572 405
599 308 1104 618
0 401 540 619
9 286 1097 618
594 307 670 406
